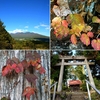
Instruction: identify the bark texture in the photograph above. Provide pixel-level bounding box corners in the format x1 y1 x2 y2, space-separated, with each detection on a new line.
0 50 50 100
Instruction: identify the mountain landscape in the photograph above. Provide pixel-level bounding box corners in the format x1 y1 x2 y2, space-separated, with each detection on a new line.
10 32 49 42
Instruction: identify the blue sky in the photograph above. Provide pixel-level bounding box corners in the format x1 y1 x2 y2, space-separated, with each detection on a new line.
0 0 50 36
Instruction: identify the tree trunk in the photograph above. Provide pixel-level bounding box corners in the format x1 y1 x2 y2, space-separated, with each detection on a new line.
0 50 50 100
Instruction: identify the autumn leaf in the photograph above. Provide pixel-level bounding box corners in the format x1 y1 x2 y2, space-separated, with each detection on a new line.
80 33 90 46
12 57 20 64
92 16 100 23
21 60 29 68
68 14 85 36
26 52 34 60
71 34 77 45
2 64 12 76
6 59 14 65
83 25 92 32
31 60 39 67
62 20 68 28
35 64 42 70
23 87 36 100
25 74 38 85
14 66 21 73
11 63 17 69
52 5 61 16
87 32 94 38
38 67 45 74
33 51 41 60
51 17 62 28
91 39 100 50
17 63 24 72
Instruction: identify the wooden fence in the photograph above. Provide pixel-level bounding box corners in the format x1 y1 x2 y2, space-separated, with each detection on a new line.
0 50 50 100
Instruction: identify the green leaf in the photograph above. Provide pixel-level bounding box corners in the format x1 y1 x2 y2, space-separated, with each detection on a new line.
92 16 100 23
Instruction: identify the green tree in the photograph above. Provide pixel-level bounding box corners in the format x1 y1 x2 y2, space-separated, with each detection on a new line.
0 20 13 49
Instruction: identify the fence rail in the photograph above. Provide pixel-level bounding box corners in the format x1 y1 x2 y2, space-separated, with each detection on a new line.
85 80 100 100
50 82 58 100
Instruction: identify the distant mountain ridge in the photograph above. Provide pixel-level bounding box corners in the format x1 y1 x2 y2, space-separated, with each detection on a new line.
10 32 49 39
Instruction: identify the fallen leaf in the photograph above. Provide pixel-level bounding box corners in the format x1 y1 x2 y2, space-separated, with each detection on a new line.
80 33 90 46
62 20 68 27
87 32 94 38
92 16 100 23
91 39 100 50
71 34 77 45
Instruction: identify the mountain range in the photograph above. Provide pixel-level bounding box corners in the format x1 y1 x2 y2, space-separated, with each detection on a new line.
10 32 49 42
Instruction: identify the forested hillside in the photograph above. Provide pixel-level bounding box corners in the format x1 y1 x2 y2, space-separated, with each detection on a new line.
0 20 49 49
0 20 13 49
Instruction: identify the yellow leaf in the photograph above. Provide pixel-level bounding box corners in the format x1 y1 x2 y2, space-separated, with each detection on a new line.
68 14 85 36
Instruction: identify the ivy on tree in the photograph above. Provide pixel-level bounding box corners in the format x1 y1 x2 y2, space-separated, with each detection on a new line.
1 51 46 100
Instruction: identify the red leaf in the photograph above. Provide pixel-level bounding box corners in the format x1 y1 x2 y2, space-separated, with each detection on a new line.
6 59 14 65
25 74 38 85
21 60 29 68
15 67 21 73
2 66 9 76
2 64 12 76
87 32 94 38
91 39 100 50
71 34 77 45
38 67 45 74
17 63 24 72
31 60 39 67
80 33 90 46
11 63 17 69
62 20 68 28
23 87 36 100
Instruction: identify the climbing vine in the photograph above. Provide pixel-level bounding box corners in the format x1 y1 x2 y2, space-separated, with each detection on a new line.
51 0 100 50
1 51 46 100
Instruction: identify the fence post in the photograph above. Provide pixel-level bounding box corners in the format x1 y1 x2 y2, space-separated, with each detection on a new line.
86 82 91 100
53 83 57 100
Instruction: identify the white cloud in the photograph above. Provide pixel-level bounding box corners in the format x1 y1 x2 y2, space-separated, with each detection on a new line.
24 26 29 28
8 29 28 33
34 25 40 29
40 24 48 27
34 23 50 30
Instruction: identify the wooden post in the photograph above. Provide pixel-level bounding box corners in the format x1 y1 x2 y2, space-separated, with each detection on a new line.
57 59 64 92
85 58 95 88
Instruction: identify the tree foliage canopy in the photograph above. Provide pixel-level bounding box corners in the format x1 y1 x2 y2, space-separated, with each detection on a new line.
0 20 13 49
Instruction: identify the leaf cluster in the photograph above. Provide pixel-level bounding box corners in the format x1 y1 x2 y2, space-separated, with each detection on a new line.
1 51 46 100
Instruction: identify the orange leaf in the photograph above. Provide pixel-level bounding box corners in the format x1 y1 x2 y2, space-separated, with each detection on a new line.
80 33 90 46
62 20 68 28
71 34 77 45
87 32 94 38
23 87 36 100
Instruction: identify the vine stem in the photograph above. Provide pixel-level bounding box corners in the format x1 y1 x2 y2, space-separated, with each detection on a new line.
96 33 100 38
